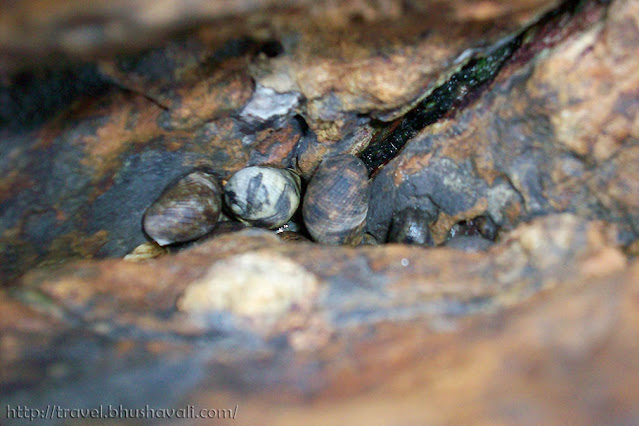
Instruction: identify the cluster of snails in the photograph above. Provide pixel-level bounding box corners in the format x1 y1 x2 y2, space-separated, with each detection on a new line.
141 154 499 251
142 154 371 247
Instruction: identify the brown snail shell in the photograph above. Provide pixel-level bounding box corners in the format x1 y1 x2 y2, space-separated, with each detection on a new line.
224 166 301 229
302 154 370 245
143 171 222 246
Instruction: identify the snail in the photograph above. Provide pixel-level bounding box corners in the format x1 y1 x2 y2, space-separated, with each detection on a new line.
386 207 435 246
302 154 370 245
224 166 301 229
443 215 498 251
143 171 223 246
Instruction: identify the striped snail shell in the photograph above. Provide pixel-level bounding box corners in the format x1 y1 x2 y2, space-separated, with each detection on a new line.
143 171 223 246
302 154 370 245
224 166 301 229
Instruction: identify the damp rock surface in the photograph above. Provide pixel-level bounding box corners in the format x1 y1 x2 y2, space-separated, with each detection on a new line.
2 214 634 424
367 0 639 245
0 0 579 283
1 0 639 424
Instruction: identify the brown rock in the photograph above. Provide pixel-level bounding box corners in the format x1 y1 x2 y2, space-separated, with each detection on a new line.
367 0 639 246
0 0 558 75
1 214 634 423
1 0 639 423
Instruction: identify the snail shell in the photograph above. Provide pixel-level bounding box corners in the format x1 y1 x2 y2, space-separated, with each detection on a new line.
143 171 222 246
387 207 435 246
302 154 370 245
224 166 301 229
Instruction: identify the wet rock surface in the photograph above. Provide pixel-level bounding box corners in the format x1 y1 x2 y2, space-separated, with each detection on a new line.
2 214 635 424
367 0 639 245
1 0 639 423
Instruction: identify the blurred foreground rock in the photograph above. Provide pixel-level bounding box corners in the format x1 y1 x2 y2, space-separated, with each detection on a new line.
1 0 639 424
0 0 557 74
1 214 636 424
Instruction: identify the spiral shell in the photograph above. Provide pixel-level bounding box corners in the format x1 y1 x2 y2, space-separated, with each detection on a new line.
387 207 435 246
143 171 222 246
302 154 370 245
224 166 301 229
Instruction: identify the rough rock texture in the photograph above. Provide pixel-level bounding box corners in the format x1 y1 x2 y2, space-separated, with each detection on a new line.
1 0 639 424
0 0 557 74
1 214 635 424
0 0 561 283
0 72 302 282
367 0 639 245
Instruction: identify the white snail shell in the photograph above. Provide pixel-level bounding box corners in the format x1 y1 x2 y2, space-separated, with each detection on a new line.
224 166 301 229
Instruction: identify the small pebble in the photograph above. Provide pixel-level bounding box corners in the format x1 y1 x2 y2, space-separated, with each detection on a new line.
124 241 168 262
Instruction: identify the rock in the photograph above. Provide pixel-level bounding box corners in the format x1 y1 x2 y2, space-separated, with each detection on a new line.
1 0 639 423
0 82 303 283
0 0 570 283
367 0 639 245
276 231 310 242
444 235 494 252
1 214 633 423
178 252 319 334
